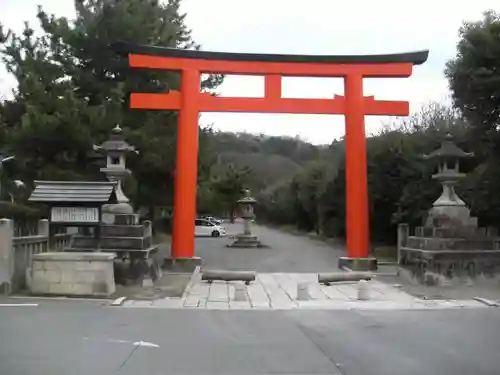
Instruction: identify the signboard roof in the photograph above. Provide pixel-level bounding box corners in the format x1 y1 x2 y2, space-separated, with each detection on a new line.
29 181 117 204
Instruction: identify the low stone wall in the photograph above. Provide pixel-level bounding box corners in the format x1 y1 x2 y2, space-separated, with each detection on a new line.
397 223 500 284
0 218 75 295
30 252 116 297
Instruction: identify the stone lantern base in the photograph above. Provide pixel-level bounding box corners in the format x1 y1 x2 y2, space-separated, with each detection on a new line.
227 233 267 248
101 202 134 225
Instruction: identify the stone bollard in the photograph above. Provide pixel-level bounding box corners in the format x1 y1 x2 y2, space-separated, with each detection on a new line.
357 279 370 301
234 283 247 301
0 218 14 295
142 276 154 288
297 282 309 301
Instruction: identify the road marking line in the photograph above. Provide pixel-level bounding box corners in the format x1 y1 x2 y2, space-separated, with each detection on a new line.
473 297 499 307
0 303 38 307
107 339 131 344
7 295 111 302
83 337 160 348
133 340 160 348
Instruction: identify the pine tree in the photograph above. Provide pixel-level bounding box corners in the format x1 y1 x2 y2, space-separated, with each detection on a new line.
1 0 223 211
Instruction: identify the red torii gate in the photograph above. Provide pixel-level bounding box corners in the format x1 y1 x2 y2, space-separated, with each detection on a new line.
112 42 428 269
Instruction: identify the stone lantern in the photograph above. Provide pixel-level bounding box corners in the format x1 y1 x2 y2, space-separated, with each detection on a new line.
238 189 256 234
93 125 138 220
423 133 474 227
227 189 265 248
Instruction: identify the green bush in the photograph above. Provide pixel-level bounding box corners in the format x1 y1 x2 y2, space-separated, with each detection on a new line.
0 202 46 236
0 202 45 220
152 216 172 234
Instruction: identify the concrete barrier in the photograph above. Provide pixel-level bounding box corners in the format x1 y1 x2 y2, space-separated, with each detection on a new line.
201 269 256 285
318 271 373 285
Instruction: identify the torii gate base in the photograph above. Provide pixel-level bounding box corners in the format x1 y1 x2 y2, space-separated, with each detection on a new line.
113 42 428 271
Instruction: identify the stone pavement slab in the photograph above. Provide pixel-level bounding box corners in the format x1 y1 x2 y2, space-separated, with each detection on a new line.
121 273 493 311
207 282 229 302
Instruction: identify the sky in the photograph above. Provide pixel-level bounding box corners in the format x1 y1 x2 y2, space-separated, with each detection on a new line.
0 0 498 144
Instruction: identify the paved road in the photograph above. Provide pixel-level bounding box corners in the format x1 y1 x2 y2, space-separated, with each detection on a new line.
1 300 500 374
195 223 345 272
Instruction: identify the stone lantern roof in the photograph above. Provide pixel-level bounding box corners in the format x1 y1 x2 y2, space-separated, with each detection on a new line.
237 189 257 205
95 125 136 153
423 133 474 160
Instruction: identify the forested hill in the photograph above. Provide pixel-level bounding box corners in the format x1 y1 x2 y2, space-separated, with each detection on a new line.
207 131 330 191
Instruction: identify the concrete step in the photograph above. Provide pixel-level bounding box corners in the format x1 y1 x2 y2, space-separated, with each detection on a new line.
100 225 145 237
72 235 152 250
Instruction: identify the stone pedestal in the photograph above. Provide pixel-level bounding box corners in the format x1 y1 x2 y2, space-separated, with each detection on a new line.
398 223 500 285
65 213 159 285
102 203 135 224
227 233 264 248
426 205 477 228
395 134 500 285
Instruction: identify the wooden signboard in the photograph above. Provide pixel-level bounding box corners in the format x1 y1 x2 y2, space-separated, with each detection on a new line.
29 181 119 250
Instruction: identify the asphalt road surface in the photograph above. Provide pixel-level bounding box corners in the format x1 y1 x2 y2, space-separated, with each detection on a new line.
1 299 500 375
195 223 345 272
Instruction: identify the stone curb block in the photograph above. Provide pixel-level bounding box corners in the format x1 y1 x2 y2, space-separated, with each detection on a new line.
181 266 201 300
110 296 127 306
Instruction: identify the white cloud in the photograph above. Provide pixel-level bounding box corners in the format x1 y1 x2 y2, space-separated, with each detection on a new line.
1 0 497 144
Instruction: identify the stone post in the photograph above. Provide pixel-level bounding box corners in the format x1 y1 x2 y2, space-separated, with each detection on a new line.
38 219 49 251
0 218 14 295
297 282 309 301
397 223 409 265
243 218 251 235
38 219 49 236
143 220 152 238
357 279 370 300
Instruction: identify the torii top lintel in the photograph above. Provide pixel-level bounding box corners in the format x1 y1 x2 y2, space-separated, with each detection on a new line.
111 41 429 78
112 42 428 116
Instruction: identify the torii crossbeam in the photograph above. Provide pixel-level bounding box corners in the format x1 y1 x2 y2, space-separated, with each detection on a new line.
112 42 428 268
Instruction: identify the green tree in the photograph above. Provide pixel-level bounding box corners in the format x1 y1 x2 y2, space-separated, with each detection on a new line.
256 103 478 246
287 162 327 233
0 0 223 213
445 10 500 227
211 164 252 222
0 24 101 183
445 10 500 157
